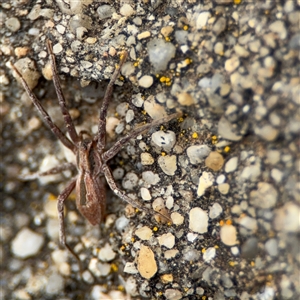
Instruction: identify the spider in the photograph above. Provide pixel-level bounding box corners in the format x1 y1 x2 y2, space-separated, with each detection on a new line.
13 40 180 262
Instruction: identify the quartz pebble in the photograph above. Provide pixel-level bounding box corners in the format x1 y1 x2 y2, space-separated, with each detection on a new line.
97 5 115 20
98 243 116 262
203 247 216 263
220 225 238 246
124 262 138 274
225 156 238 173
189 207 208 234
254 124 279 141
147 38 176 72
158 155 177 176
5 17 21 32
250 182 278 209
158 233 175 249
176 92 195 106
209 203 223 219
140 187 151 201
138 75 153 88
218 116 242 141
218 183 230 195
11 228 44 259
164 289 182 300
135 226 153 240
197 171 214 197
151 130 176 152
137 245 157 279
171 212 184 225
141 153 154 165
186 145 211 164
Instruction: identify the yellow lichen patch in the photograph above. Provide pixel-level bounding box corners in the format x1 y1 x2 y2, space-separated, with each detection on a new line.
141 110 147 115
184 58 192 65
219 220 225 226
201 248 206 253
118 285 125 292
251 261 255 267
226 219 232 225
183 25 189 31
211 135 218 144
234 0 242 4
214 245 219 249
153 226 158 232
224 146 231 153
229 261 236 267
133 60 140 67
111 263 118 272
131 237 135 243
48 193 57 201
120 245 125 251
161 152 166 156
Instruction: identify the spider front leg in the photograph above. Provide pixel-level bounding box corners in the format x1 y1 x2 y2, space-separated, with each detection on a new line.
57 177 82 266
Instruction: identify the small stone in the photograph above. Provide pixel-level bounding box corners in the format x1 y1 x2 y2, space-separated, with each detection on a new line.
52 43 63 54
158 155 177 176
98 243 116 262
209 203 223 219
241 237 258 259
137 31 151 40
213 17 226 35
147 38 176 72
122 172 139 190
97 5 115 20
140 153 154 165
14 47 30 58
5 17 21 32
269 20 287 39
189 207 208 234
45 272 64 295
138 75 153 88
124 262 138 274
140 187 151 201
225 156 238 173
144 95 167 119
135 226 153 240
161 274 173 283
197 171 214 197
274 202 300 233
220 225 238 246
205 151 224 171
238 215 258 233
196 11 211 29
120 3 135 17
186 145 211 164
225 56 240 73
171 212 184 225
234 44 249 57
164 249 179 259
218 116 242 141
137 245 157 279
151 130 176 152
255 124 279 141
271 168 283 182
142 171 160 185
203 247 216 263
265 238 278 257
158 233 175 249
11 228 44 258
165 289 182 300
125 109 135 123
218 183 230 195
176 92 195 106
161 26 174 37
250 182 278 209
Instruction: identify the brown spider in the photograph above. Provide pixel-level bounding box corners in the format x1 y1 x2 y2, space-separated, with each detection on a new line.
13 40 180 262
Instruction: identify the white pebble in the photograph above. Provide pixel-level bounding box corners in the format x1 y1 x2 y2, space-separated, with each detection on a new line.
124 262 138 274
151 130 176 152
187 232 198 242
196 11 211 29
142 171 160 185
171 212 184 225
11 228 44 259
135 226 153 240
197 171 214 197
274 202 300 233
187 145 211 164
125 109 135 123
220 225 238 246
203 247 216 263
158 155 177 176
140 187 151 201
98 243 116 262
189 207 208 234
158 233 175 249
120 4 135 17
138 75 153 88
225 156 238 173
140 153 154 165
209 203 223 219
122 172 139 190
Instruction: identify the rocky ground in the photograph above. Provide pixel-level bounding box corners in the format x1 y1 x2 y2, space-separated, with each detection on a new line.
1 0 299 299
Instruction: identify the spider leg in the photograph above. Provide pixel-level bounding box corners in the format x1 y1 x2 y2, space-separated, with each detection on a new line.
18 163 76 181
47 40 79 144
97 51 128 151
57 178 82 267
12 65 76 152
102 164 171 222
102 112 182 162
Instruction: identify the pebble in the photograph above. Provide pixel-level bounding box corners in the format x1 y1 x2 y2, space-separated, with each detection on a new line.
213 17 226 35
120 4 135 17
125 276 138 296
97 5 115 20
140 187 152 201
164 249 179 259
147 38 176 72
224 156 238 173
250 182 278 209
11 228 44 259
140 153 154 165
137 245 157 279
135 226 153 240
158 155 177 176
144 96 167 119
254 124 279 141
241 237 258 259
5 17 21 32
137 31 151 40
273 202 300 233
176 92 195 106
138 75 153 88
197 171 214 197
171 212 184 225
218 183 230 195
142 171 160 185
122 172 139 190
164 289 182 300
124 262 138 274
187 232 198 242
88 258 110 277
205 151 224 171
203 247 216 263
45 272 64 295
218 116 242 141
161 273 173 283
224 56 240 73
158 233 175 249
14 57 41 90
269 20 287 39
98 243 116 262
220 225 238 246
209 203 223 219
196 11 211 29
271 168 283 182
151 130 176 152
265 238 279 257
238 215 257 233
186 145 211 164
125 109 134 123
52 43 63 54
189 207 208 234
